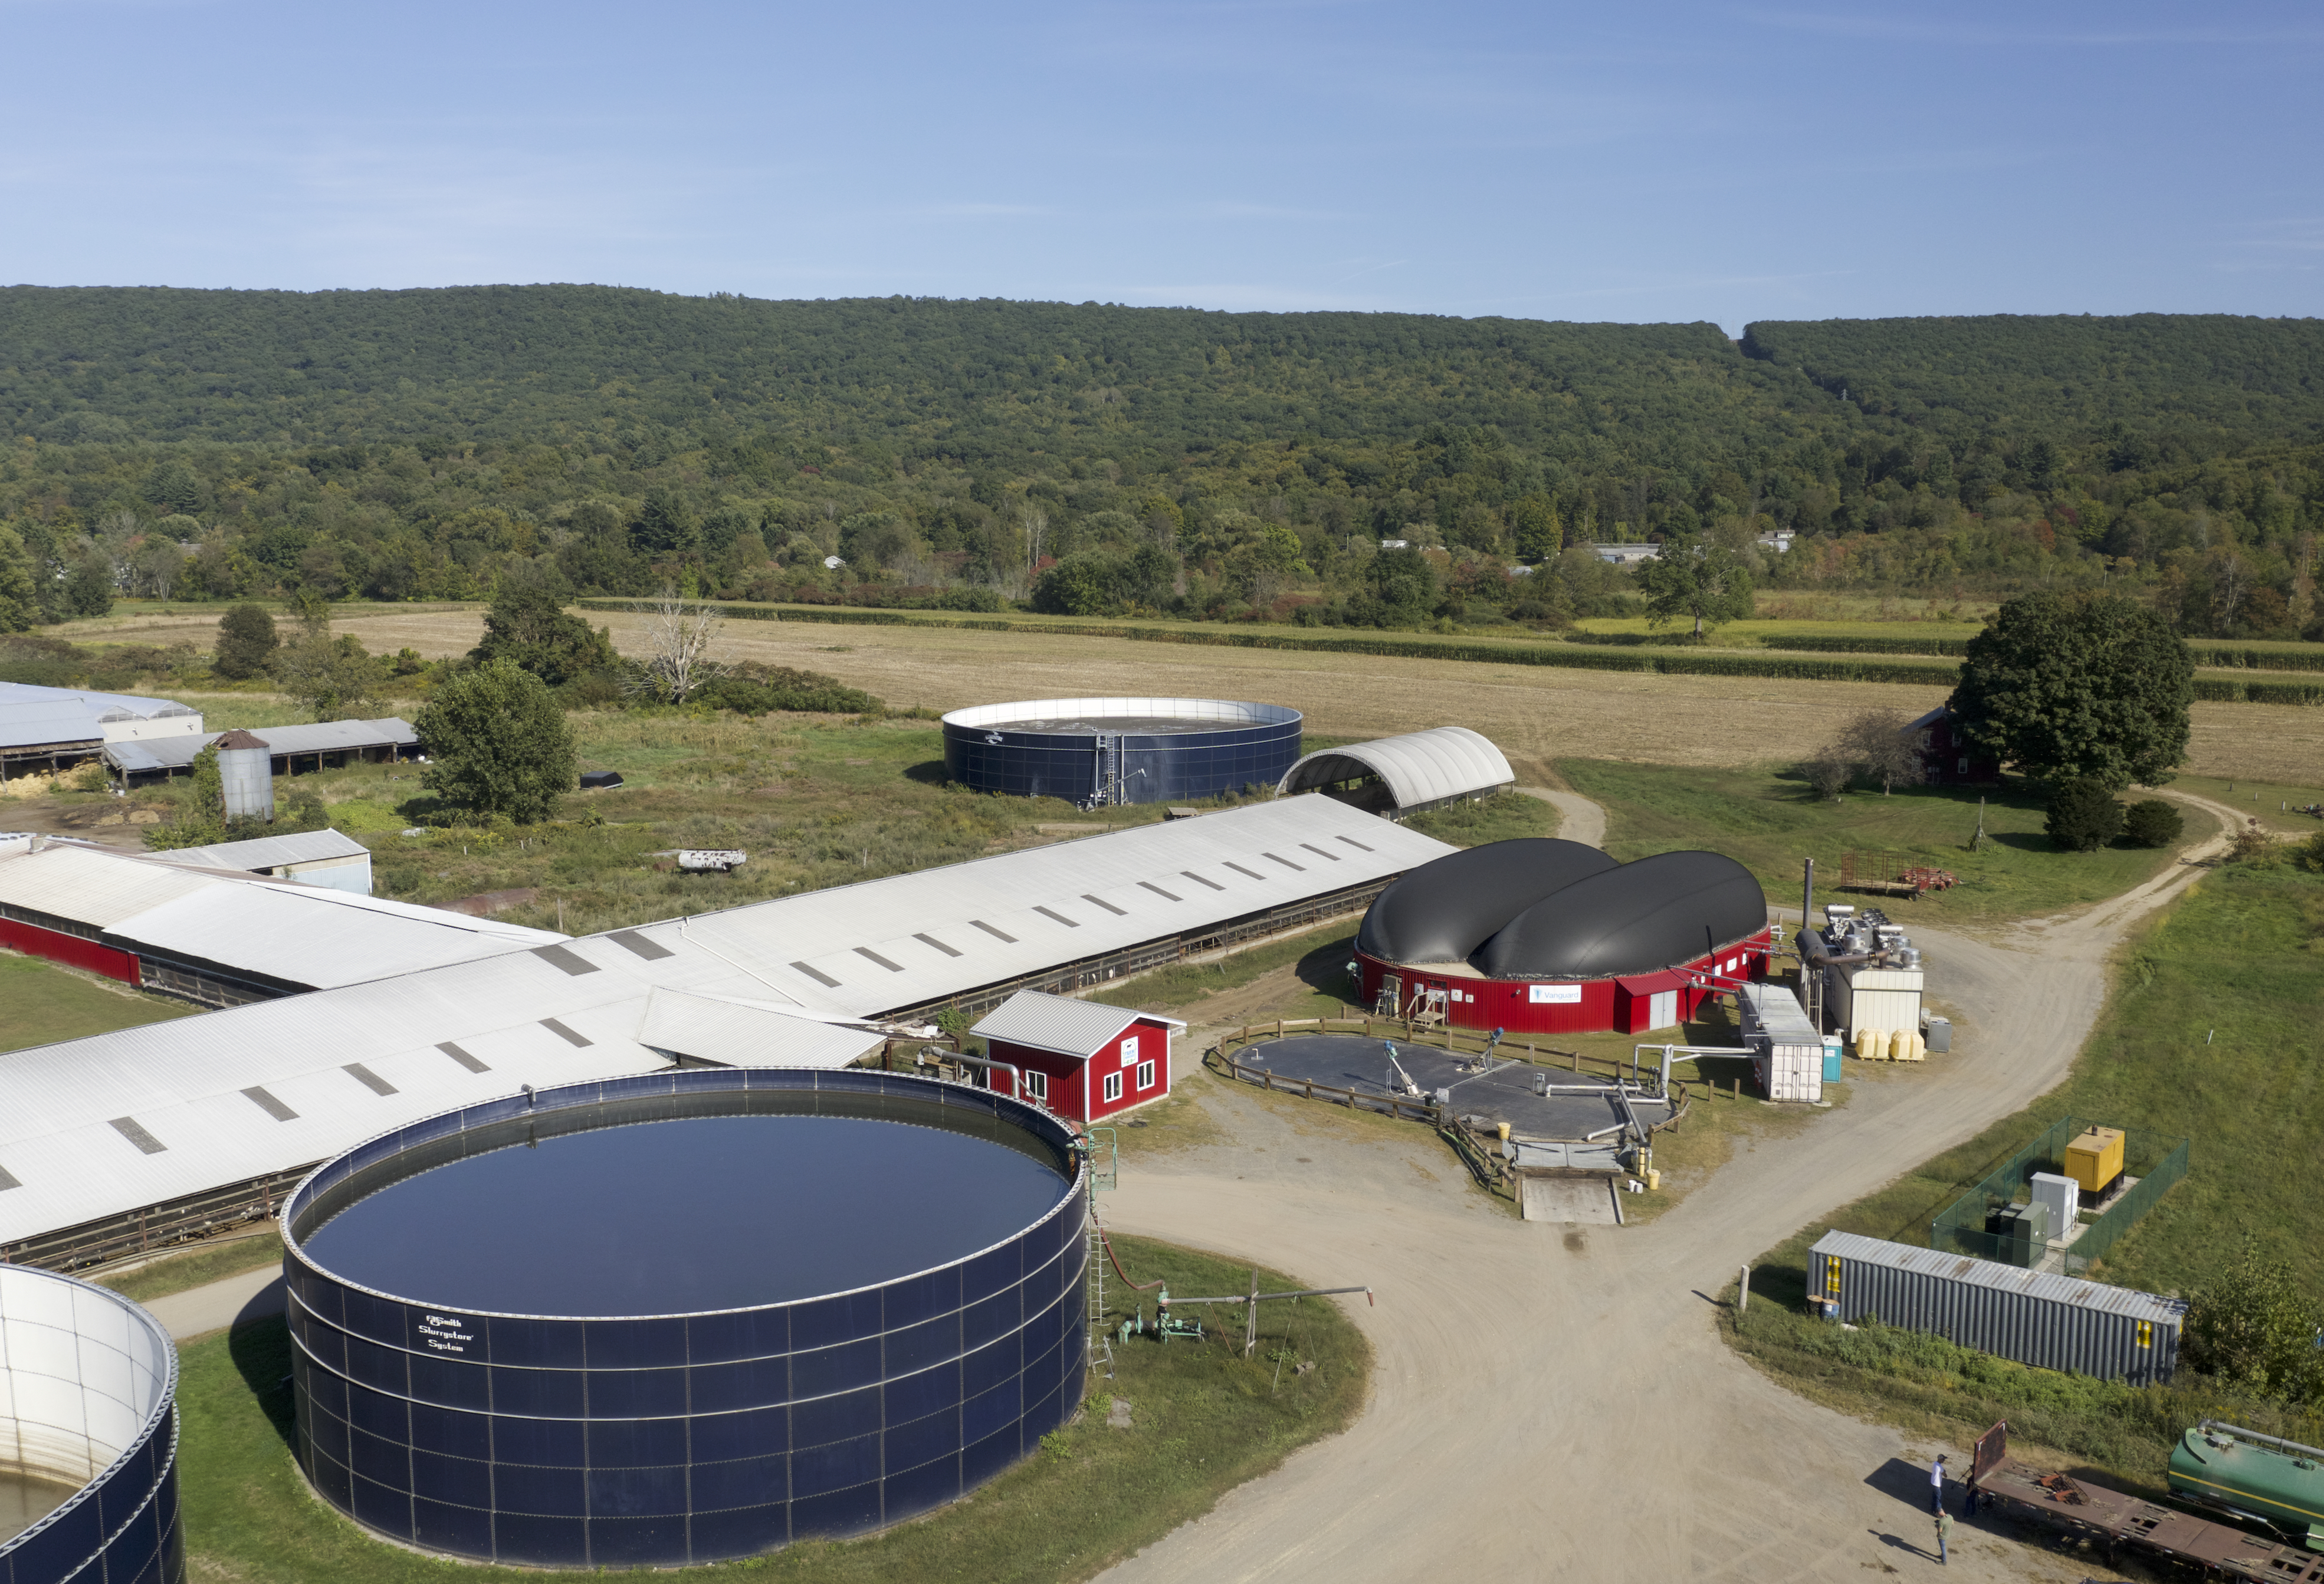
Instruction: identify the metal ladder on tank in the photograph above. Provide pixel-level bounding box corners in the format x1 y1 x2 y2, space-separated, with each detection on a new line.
1085 1127 1118 1377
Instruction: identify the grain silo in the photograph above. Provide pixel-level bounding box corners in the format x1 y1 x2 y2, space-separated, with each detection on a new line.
283 1067 1088 1567
0 1264 184 1584
212 729 274 821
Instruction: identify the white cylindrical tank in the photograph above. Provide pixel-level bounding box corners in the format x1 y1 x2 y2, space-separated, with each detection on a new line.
212 730 274 821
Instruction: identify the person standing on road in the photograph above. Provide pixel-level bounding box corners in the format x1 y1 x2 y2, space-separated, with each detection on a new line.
1929 1453 1948 1514
1934 1508 1954 1565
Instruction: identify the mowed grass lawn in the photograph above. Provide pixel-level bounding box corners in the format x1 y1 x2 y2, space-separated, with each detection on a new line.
178 1237 1367 1584
0 952 198 1052
1728 860 2324 1483
1563 759 2184 928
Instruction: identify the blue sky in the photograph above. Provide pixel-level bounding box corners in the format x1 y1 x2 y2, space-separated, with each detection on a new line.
3 1 2318 330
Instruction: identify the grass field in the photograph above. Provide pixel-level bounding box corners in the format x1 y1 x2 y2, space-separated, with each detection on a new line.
63 603 2319 784
0 952 198 1052
1563 759 2182 930
176 1235 1366 1584
1727 859 2324 1487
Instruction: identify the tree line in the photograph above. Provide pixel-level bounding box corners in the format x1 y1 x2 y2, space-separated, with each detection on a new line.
0 290 2318 638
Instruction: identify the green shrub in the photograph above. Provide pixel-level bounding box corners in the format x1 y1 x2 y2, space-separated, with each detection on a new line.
2121 799 2185 848
2046 779 2125 851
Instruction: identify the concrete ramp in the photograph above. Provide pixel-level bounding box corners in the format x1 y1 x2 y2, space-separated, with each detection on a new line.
1520 1172 1621 1225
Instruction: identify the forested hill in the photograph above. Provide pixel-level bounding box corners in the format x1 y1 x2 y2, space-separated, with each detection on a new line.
1743 314 2324 452
5 286 2318 464
1 287 2319 641
1 287 1783 460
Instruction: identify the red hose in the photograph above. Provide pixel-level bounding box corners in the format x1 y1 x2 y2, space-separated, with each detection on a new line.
1097 1226 1164 1291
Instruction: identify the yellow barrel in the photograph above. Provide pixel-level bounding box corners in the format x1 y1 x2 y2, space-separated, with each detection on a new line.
1496 1121 1511 1144
1647 1169 1662 1191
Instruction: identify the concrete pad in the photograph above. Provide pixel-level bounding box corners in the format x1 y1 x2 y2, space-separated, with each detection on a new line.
141 1267 285 1341
1520 1174 1620 1224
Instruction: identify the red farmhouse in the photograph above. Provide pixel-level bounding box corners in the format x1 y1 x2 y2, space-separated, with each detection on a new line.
1353 838 1772 1037
970 991 1186 1125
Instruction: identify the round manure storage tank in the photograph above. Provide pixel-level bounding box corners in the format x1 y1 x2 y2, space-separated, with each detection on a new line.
941 697 1302 805
281 1069 1086 1569
0 1266 184 1584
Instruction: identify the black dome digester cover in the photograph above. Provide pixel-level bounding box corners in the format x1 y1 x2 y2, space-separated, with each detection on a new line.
1356 838 1617 964
1359 839 1767 979
1472 849 1767 979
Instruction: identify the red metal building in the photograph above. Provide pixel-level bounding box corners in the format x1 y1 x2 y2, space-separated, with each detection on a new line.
970 991 1186 1124
1353 839 1772 1036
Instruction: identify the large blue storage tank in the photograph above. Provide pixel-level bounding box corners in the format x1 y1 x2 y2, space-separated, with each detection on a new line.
941 697 1302 807
0 1265 184 1584
281 1068 1087 1569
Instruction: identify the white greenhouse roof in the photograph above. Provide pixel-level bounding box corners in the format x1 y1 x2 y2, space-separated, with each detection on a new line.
1276 726 1515 811
971 991 1184 1059
147 828 370 873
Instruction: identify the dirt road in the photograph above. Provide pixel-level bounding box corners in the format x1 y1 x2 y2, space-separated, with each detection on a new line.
1097 795 2239 1583
1517 786 1603 848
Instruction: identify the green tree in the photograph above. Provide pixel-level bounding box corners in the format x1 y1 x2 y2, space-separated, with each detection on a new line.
1030 552 1121 615
631 487 698 555
2121 799 2184 848
212 604 279 678
1837 708 1926 795
0 524 37 632
64 555 113 618
143 746 228 851
468 583 616 687
1949 591 2193 789
2044 779 2124 851
1634 537 1752 641
1511 494 1562 563
415 660 577 823
1365 546 1439 622
2182 1241 2324 1403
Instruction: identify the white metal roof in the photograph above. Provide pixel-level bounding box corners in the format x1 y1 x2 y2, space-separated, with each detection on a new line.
0 844 216 926
0 797 1450 1250
1810 1230 2187 1322
0 950 889 1245
611 796 1455 1019
970 991 1184 1058
0 844 559 987
109 717 418 773
1276 726 1515 810
147 828 369 873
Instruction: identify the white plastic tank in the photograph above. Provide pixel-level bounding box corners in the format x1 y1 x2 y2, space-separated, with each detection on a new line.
213 729 274 821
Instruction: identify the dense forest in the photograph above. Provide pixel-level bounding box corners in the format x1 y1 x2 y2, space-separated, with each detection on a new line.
0 288 2317 637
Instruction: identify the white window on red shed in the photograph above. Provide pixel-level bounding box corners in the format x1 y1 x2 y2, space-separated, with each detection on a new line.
1135 1060 1156 1091
1023 1070 1048 1101
1103 1071 1124 1103
1121 1034 1140 1067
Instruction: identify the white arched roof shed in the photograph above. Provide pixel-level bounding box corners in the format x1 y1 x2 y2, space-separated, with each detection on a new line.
1276 726 1515 818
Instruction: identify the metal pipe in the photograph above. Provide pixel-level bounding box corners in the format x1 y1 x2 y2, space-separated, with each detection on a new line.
933 1048 1024 1100
1802 857 1814 935
2195 1420 2324 1464
1159 1285 1374 1306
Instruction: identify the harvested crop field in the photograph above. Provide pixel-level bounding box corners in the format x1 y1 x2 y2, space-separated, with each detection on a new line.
91 604 2320 783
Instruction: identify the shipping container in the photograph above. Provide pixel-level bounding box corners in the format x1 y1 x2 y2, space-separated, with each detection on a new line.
1738 982 1823 1103
1807 1229 2184 1385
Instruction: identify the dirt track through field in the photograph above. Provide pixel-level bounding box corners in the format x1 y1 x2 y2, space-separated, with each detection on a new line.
97 606 2320 781
1094 795 2240 1584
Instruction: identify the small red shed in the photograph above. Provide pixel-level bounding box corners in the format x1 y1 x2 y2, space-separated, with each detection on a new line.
969 991 1186 1125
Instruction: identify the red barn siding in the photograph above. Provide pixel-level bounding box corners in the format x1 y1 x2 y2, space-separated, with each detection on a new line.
0 917 141 986
1355 927 1771 1037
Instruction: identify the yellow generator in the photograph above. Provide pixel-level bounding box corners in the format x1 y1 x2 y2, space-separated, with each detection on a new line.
2064 1126 2126 1195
